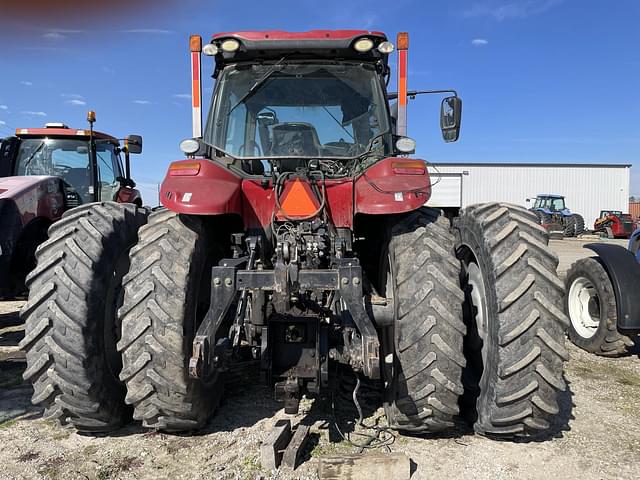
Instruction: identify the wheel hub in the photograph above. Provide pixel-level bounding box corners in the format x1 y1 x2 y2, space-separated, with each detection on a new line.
467 262 489 364
568 276 600 339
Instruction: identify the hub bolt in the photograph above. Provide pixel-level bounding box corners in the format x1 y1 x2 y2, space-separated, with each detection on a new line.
225 278 233 286
353 277 360 285
213 277 221 286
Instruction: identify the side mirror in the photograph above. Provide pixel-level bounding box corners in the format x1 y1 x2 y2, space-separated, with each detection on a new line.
126 135 143 154
440 96 462 143
257 111 277 126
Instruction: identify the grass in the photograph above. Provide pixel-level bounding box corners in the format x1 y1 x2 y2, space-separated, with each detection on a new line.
240 454 263 480
0 418 17 430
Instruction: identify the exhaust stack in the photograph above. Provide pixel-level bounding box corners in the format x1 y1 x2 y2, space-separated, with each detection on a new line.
396 32 409 137
190 35 203 138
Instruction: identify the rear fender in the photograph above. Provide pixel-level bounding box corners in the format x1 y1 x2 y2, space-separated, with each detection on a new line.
160 159 242 216
355 157 430 215
585 243 640 335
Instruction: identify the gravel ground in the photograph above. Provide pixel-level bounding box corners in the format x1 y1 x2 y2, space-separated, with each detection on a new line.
0 238 638 480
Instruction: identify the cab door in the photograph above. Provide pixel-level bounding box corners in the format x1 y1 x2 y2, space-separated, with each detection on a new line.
95 142 123 201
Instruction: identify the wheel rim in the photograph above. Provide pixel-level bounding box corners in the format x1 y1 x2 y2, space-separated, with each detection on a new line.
466 262 489 366
568 276 601 339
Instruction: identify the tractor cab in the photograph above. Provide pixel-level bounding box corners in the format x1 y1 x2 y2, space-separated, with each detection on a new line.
3 120 143 207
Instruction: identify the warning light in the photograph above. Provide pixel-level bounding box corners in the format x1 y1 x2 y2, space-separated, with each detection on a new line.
190 34 202 52
397 32 409 50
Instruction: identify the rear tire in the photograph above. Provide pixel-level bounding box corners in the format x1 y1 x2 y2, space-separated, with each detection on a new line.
19 202 148 432
454 203 569 437
563 216 576 237
381 208 466 433
565 257 635 356
118 210 226 432
572 214 585 236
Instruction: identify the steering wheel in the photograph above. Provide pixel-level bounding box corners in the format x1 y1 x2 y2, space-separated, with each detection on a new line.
238 140 263 157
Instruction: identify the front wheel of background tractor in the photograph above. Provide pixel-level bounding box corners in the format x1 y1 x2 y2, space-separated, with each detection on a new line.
572 214 585 236
454 203 569 437
565 257 635 356
19 202 148 432
118 210 226 432
381 207 466 433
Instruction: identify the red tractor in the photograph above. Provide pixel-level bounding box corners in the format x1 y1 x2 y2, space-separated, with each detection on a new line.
0 113 143 297
593 210 637 239
21 31 568 440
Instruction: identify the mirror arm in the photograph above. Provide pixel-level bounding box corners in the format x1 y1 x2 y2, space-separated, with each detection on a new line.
388 89 459 100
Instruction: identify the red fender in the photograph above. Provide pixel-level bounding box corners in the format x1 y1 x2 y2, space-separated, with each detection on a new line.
355 157 431 215
160 159 243 216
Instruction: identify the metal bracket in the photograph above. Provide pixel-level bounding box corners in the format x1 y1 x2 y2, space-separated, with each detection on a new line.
189 265 238 379
338 264 381 379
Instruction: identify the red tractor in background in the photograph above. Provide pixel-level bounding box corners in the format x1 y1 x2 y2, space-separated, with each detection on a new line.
0 113 143 297
21 31 568 440
593 210 637 239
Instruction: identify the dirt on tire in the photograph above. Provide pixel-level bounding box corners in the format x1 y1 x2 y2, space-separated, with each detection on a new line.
19 202 148 433
455 202 569 437
118 210 227 432
382 207 466 432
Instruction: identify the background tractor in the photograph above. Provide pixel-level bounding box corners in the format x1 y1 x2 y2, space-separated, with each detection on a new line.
593 210 637 239
565 227 640 356
530 194 585 237
21 30 568 439
0 113 143 298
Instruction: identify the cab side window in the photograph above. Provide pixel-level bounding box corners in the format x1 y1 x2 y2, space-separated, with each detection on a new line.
96 143 122 201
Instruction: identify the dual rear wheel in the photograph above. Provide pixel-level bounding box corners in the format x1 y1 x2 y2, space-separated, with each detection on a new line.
21 202 568 438
383 204 568 436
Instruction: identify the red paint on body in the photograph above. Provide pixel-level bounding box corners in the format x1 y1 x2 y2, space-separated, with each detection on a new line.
160 157 432 228
354 158 431 215
160 159 243 216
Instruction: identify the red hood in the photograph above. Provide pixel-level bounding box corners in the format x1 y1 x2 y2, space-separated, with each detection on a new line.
0 176 59 199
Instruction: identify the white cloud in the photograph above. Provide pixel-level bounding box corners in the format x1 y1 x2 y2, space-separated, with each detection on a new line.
133 100 152 105
21 111 47 117
0 105 8 110
101 66 115 74
0 120 6 125
43 31 65 40
173 93 191 100
67 99 87 106
463 0 563 21
61 93 84 99
471 38 489 46
122 29 173 34
20 81 33 86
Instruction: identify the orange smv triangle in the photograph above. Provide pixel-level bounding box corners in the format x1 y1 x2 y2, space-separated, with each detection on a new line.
278 179 321 218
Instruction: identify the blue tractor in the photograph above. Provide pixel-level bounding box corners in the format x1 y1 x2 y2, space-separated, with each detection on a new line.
564 227 640 356
530 194 585 237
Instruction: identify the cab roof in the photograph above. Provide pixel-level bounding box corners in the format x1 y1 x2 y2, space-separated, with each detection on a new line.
15 127 117 141
209 29 390 74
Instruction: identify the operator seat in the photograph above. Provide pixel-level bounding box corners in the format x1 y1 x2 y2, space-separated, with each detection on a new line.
270 123 321 171
62 168 92 203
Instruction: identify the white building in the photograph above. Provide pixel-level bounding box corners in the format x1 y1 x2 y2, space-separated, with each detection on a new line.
427 162 631 228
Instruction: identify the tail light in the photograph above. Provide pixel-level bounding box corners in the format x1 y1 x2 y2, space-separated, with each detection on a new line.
392 160 425 175
169 161 201 176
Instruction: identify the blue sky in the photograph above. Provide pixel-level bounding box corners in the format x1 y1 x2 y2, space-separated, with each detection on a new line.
0 0 638 205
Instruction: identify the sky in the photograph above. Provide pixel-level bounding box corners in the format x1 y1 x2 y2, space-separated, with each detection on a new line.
0 0 638 205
